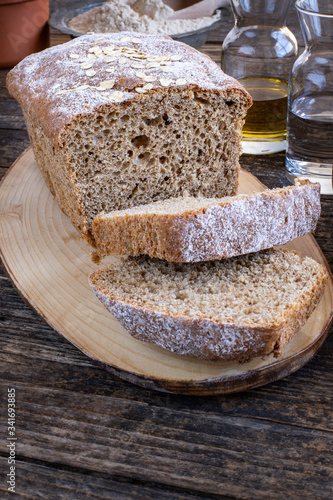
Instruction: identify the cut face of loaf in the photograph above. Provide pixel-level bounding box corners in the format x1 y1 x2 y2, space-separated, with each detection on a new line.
6 32 252 246
92 181 321 262
89 249 328 362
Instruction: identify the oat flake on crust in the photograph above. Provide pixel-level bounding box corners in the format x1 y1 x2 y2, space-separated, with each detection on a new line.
6 32 250 142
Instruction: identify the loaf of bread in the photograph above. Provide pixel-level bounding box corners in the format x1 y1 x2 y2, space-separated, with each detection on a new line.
6 32 252 246
92 181 321 262
89 248 328 362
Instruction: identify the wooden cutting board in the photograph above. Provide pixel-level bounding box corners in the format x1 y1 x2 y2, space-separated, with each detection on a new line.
0 147 332 395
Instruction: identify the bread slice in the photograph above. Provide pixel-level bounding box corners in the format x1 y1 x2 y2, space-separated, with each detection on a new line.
6 32 252 246
92 181 321 262
89 248 328 362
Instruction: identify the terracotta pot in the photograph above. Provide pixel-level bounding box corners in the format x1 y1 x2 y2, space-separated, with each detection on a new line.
0 0 49 68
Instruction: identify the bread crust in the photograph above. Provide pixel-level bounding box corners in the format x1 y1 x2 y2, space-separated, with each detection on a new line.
6 32 251 142
93 181 321 262
24 114 90 240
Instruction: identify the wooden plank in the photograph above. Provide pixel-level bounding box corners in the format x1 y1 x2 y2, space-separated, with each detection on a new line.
0 458 216 500
50 32 72 47
0 70 11 99
0 372 332 499
200 43 223 65
0 101 26 130
0 346 332 430
0 129 29 168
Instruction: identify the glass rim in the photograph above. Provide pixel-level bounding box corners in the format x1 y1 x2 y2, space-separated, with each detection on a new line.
296 1 333 18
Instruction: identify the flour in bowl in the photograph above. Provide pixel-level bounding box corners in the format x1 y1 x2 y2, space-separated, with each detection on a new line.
68 0 219 35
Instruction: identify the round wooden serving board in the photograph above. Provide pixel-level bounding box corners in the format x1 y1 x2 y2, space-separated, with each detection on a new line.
1 147 332 395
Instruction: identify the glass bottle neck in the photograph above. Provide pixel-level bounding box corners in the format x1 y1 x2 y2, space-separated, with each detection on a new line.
298 10 333 48
230 0 293 27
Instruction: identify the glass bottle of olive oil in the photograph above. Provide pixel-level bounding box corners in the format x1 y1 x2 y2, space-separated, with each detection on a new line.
222 0 297 155
239 77 288 152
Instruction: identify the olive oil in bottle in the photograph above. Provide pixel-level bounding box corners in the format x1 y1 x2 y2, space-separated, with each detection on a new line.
239 77 288 154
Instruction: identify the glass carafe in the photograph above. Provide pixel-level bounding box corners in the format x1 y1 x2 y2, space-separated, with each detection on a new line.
285 0 333 195
222 0 298 154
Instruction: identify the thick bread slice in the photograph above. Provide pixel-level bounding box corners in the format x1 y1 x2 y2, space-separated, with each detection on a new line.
89 248 328 362
92 181 321 262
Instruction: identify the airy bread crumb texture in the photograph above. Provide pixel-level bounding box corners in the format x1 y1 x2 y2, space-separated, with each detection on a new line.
63 87 242 234
89 249 328 361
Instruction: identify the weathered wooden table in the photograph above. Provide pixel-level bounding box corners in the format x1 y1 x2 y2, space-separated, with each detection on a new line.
0 5 332 499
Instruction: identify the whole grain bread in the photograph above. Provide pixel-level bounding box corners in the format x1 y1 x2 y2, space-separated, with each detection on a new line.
92 180 321 262
6 32 252 246
89 248 328 362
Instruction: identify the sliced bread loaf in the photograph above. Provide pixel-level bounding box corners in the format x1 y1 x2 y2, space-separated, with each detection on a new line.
89 248 328 362
92 181 321 262
6 32 251 246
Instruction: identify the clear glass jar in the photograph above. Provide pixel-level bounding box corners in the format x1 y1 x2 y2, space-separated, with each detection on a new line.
285 0 333 195
222 0 298 154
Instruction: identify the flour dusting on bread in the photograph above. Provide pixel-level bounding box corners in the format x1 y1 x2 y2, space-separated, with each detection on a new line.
6 32 252 246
